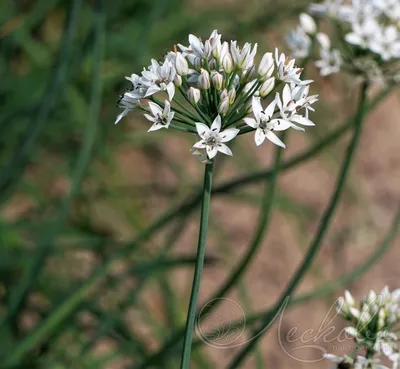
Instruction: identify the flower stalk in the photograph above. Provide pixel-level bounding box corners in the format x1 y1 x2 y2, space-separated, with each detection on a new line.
180 162 214 369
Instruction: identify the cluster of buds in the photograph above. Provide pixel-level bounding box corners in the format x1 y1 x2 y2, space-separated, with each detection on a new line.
115 30 318 163
325 287 400 369
286 1 400 83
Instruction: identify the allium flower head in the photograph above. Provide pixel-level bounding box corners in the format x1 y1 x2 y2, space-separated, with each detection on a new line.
326 287 400 369
286 1 400 82
115 30 318 161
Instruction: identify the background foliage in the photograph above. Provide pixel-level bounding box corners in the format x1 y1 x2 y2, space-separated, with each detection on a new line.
0 0 399 368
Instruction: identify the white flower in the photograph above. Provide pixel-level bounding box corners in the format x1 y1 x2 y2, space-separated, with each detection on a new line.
230 41 258 70
369 26 400 61
345 19 380 49
115 91 140 124
315 48 342 76
299 13 317 34
192 115 239 159
275 84 316 129
144 100 174 131
274 48 312 85
243 97 290 147
141 59 176 100
286 27 312 59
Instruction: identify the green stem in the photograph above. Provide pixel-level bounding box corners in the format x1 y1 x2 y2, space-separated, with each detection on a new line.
180 163 214 369
227 80 369 369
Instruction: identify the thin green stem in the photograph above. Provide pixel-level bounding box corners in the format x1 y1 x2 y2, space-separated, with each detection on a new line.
227 81 370 369
180 163 214 369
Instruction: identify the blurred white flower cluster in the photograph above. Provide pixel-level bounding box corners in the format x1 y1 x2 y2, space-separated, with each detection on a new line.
325 287 400 369
287 1 400 82
115 30 318 162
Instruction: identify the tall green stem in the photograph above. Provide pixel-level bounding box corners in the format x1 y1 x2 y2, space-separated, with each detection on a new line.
227 81 369 369
180 163 214 369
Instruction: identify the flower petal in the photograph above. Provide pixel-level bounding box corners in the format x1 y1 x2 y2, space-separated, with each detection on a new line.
290 115 315 126
148 123 164 132
195 123 210 138
206 145 218 159
217 143 233 156
252 97 263 119
266 131 286 148
243 117 258 128
148 101 163 116
282 84 292 106
218 128 239 142
210 115 221 133
264 100 276 119
255 128 266 146
145 85 161 98
115 109 128 124
166 82 175 101
193 140 206 149
144 113 157 122
271 119 291 131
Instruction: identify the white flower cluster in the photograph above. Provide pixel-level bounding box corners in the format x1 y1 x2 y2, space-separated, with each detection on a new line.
325 287 400 369
287 1 400 81
115 30 318 163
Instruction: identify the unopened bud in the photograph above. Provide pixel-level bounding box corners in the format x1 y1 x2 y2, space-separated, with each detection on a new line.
317 32 331 49
174 74 182 87
228 88 236 104
300 13 317 34
345 290 355 307
222 53 233 74
218 97 230 115
258 52 274 79
259 77 275 97
188 87 201 104
198 69 211 89
211 71 223 90
175 52 189 76
220 89 228 100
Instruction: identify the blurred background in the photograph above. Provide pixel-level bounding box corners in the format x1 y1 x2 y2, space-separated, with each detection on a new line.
0 0 399 368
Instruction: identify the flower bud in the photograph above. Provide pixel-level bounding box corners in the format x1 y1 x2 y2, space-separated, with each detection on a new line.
188 87 201 104
175 52 189 76
198 68 211 89
300 13 317 35
220 89 228 101
222 53 233 74
317 32 331 49
300 13 317 34
258 52 274 79
174 74 182 87
345 290 355 307
209 59 217 70
218 97 230 115
211 71 223 90
228 88 236 104
349 307 361 320
259 77 275 97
